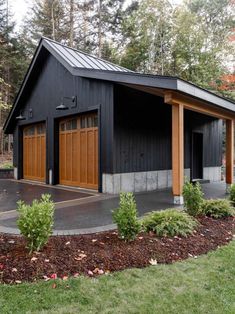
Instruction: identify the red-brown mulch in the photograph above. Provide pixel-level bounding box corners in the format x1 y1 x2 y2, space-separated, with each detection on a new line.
0 216 234 284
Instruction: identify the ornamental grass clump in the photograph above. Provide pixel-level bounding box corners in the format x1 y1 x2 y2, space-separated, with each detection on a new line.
183 181 204 216
17 194 55 253
113 192 141 241
202 199 234 219
142 209 197 237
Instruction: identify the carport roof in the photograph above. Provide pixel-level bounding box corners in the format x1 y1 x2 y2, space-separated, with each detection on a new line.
4 37 235 133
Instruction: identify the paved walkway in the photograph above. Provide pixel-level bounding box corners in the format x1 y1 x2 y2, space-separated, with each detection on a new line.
0 180 228 235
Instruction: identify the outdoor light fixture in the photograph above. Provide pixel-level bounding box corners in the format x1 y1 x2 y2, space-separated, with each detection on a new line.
56 96 77 110
56 102 69 110
16 112 26 120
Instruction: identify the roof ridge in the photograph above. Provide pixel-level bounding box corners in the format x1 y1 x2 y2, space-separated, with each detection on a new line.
41 36 133 73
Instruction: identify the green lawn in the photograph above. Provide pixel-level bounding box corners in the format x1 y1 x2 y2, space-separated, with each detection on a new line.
0 241 235 314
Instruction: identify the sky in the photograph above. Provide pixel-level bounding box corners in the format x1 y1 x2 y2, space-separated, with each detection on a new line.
10 0 183 29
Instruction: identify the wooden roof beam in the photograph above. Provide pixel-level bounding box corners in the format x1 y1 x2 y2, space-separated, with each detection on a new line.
164 91 235 120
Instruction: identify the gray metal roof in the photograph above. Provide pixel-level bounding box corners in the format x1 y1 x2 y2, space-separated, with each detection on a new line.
44 38 132 73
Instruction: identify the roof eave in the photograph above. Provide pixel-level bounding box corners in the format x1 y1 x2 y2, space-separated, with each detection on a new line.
73 68 235 114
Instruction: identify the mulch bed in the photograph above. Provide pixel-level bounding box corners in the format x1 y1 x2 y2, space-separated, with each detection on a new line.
0 216 234 284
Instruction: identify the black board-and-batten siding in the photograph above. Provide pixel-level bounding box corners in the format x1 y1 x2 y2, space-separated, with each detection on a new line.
113 85 222 174
13 51 114 190
12 51 222 191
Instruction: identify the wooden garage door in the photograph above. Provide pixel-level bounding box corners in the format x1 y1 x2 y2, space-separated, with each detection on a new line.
23 123 46 182
59 113 98 189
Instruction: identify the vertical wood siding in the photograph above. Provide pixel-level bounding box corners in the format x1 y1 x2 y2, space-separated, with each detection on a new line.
113 85 222 174
13 51 114 188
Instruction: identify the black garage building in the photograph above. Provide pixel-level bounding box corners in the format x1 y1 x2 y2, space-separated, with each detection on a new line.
4 37 235 204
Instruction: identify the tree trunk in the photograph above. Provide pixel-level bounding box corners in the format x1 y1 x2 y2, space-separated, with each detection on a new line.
98 0 102 58
51 0 56 40
69 0 74 47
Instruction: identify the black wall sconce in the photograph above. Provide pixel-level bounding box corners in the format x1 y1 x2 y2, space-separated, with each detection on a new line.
56 96 77 110
29 108 33 118
16 111 26 121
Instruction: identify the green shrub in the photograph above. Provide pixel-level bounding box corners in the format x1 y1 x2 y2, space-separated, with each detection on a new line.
113 192 141 241
229 184 235 207
202 199 234 218
142 209 197 237
183 181 204 216
0 162 13 169
17 194 55 253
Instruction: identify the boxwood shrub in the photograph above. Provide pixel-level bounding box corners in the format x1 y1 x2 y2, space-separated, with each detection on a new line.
113 192 141 241
202 199 234 218
17 194 55 253
183 180 204 217
142 209 197 237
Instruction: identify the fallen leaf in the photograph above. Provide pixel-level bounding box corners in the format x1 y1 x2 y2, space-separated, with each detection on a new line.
93 268 100 274
73 273 79 278
12 268 17 272
52 283 57 289
45 259 50 262
105 270 110 275
31 257 38 262
0 263 4 270
74 257 82 261
65 241 70 245
88 270 93 276
43 275 50 281
8 240 15 244
100 242 105 245
74 253 87 261
138 237 143 240
149 259 158 265
62 276 68 281
98 269 104 275
92 239 97 243
15 280 21 284
50 273 57 279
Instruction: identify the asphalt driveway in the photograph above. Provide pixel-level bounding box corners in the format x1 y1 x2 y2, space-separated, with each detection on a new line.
0 179 94 212
0 180 228 235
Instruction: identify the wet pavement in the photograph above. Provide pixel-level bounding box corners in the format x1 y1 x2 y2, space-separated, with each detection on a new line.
0 180 228 234
0 180 93 212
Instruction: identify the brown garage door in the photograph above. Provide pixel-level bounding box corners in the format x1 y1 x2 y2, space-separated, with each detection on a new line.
59 113 98 189
23 123 46 182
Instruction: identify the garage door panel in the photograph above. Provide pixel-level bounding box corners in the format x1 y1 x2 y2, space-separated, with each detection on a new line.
59 114 98 189
80 130 87 184
23 123 46 182
72 132 79 182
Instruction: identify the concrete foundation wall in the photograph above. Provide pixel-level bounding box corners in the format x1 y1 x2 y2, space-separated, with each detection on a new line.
102 167 221 194
203 166 221 182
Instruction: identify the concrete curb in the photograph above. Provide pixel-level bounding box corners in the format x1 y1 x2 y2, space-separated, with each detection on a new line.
0 223 117 236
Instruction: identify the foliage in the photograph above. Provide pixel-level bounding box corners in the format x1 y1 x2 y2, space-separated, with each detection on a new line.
113 192 141 241
17 194 55 253
202 199 234 218
118 0 235 96
183 181 204 216
228 184 235 207
142 209 197 237
0 161 13 169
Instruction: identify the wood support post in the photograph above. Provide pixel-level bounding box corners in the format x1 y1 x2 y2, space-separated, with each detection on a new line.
226 119 234 186
172 103 184 204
